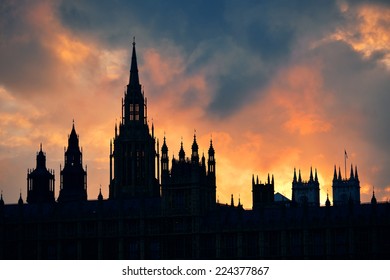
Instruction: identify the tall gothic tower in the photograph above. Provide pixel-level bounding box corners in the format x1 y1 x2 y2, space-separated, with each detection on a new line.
58 123 87 203
27 144 55 204
109 40 159 199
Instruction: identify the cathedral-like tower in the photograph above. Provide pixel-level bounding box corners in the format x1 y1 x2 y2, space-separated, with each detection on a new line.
58 123 87 203
291 167 320 207
109 40 159 199
27 144 55 204
332 164 360 206
252 173 274 209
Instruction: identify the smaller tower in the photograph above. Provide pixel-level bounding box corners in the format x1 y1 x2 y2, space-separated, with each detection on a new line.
191 133 199 164
325 193 331 207
0 192 4 209
98 188 103 201
207 139 216 185
252 173 275 209
27 144 55 204
18 192 24 206
58 123 87 203
292 167 320 207
371 188 377 205
161 136 170 186
332 164 360 206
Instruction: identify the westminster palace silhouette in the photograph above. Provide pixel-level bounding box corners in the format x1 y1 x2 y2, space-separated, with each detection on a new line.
1 41 390 260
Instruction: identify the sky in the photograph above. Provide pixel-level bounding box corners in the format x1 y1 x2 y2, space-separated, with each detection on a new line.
1 0 390 208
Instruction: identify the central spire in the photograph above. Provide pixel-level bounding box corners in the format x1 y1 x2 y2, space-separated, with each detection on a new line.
129 37 140 87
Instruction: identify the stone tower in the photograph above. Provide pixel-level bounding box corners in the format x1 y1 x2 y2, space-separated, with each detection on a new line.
252 173 274 209
332 165 360 206
292 167 320 207
109 40 159 199
58 123 87 203
27 144 55 204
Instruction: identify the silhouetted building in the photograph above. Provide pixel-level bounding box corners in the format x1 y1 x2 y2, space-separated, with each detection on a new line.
161 136 216 215
1 41 390 260
292 167 320 207
252 173 274 209
57 123 87 203
109 40 159 199
27 144 55 204
332 165 360 206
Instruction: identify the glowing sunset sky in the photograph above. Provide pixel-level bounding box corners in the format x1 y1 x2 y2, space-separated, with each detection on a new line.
1 0 390 208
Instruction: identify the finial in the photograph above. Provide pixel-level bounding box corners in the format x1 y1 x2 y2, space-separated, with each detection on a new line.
371 187 377 205
133 36 135 46
40 143 42 151
98 186 103 201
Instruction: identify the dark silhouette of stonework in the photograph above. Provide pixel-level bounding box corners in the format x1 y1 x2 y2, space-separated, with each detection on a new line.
1 42 390 260
27 144 55 204
252 174 274 209
57 123 87 203
292 167 320 207
161 136 216 215
332 165 360 206
109 41 159 200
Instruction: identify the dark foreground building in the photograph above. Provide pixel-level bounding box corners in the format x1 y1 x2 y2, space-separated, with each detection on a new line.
1 42 390 260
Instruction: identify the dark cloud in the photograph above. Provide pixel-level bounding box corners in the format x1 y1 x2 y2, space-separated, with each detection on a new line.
0 1 55 95
58 0 229 49
307 39 390 191
311 40 390 145
56 0 347 119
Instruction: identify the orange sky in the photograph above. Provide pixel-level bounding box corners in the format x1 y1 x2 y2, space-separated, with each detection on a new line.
1 0 390 208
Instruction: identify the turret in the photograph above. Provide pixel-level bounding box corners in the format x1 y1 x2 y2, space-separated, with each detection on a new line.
371 188 377 205
325 193 331 207
98 188 103 201
207 139 215 175
309 166 314 182
293 168 297 183
161 136 169 184
0 192 4 208
18 192 24 206
191 133 199 164
350 164 354 180
58 122 87 203
179 141 185 161
355 166 359 181
27 144 55 204
333 165 337 181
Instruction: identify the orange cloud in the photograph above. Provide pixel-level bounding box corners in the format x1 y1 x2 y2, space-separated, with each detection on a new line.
332 3 390 67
